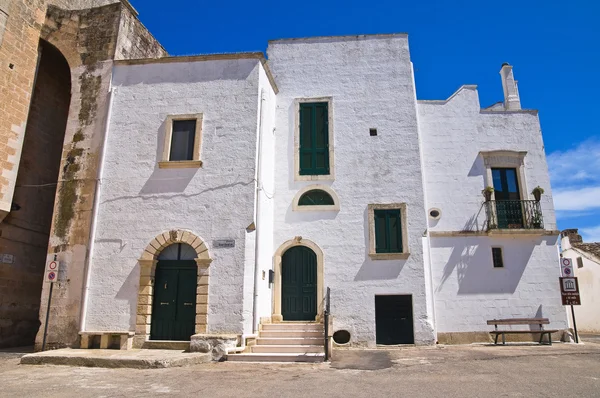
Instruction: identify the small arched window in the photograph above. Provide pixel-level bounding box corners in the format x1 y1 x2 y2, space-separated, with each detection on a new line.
298 190 334 206
292 185 340 211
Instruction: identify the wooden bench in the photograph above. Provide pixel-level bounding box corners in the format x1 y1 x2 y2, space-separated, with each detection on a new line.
487 318 558 345
79 331 135 350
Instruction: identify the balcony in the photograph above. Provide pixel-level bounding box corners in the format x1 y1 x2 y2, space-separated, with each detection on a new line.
485 200 544 230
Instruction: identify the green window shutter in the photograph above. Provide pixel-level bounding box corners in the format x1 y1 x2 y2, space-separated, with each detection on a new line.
299 102 329 175
374 209 403 253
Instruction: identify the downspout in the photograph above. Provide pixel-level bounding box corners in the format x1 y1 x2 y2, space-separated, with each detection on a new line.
251 88 266 334
79 79 115 333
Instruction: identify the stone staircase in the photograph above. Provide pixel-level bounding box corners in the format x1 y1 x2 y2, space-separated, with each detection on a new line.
227 322 325 362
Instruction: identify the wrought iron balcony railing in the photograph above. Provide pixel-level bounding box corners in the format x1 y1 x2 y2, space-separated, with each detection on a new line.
484 200 544 230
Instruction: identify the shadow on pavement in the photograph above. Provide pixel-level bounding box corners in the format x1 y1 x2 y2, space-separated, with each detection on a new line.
330 350 393 370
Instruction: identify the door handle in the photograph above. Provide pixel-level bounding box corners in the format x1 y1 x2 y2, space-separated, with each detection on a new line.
184 303 193 306
160 302 169 305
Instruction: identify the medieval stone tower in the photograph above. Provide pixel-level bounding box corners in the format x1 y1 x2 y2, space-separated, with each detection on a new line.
0 0 166 349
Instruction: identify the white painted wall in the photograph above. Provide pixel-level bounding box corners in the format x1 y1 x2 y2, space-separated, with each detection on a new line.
430 236 566 332
418 84 568 334
253 66 277 330
268 35 435 346
85 58 265 335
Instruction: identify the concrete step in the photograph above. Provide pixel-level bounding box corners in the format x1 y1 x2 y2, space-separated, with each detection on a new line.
227 353 325 363
142 340 190 350
251 345 324 354
260 330 324 338
256 337 324 346
262 323 324 332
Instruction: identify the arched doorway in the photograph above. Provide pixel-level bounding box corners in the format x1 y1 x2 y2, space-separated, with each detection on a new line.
151 243 198 341
281 246 318 321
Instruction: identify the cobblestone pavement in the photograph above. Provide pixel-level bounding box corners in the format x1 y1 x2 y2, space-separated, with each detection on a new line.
1 343 599 397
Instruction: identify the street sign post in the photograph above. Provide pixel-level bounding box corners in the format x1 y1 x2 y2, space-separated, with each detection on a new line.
559 276 581 343
42 257 60 351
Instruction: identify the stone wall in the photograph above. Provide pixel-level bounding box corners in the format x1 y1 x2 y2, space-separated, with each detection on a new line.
0 40 71 348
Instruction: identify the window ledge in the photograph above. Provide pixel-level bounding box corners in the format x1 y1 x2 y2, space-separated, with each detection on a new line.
295 174 335 182
159 160 203 169
369 252 410 260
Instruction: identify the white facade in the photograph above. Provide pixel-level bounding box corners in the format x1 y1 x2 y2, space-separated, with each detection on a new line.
418 83 568 339
81 34 569 348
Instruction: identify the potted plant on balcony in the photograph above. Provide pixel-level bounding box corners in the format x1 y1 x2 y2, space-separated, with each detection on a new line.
482 186 494 202
531 208 543 229
532 186 545 202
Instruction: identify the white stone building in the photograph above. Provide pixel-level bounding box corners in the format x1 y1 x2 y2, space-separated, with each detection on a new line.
76 33 568 358
561 229 600 333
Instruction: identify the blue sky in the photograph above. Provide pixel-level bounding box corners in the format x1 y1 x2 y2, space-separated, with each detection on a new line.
130 0 600 241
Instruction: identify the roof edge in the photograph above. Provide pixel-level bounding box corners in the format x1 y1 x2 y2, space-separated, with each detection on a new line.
269 33 408 44
114 52 266 66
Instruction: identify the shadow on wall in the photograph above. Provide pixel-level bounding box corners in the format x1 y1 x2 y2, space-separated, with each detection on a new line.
139 120 197 195
115 262 140 330
355 207 406 281
114 59 259 86
434 237 553 295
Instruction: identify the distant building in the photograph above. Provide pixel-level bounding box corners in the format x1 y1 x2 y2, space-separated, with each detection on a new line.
0 2 569 356
561 229 600 333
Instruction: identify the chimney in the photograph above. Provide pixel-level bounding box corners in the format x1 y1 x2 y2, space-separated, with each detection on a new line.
561 229 583 250
500 63 521 110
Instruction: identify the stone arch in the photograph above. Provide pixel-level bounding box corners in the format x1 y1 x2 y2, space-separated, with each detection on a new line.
272 237 324 322
134 229 212 347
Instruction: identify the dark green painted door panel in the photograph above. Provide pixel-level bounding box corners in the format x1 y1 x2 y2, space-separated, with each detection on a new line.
151 260 197 341
282 246 317 321
375 295 414 345
299 102 329 175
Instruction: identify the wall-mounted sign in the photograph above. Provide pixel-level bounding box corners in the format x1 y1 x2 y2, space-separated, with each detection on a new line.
0 254 14 264
213 239 235 249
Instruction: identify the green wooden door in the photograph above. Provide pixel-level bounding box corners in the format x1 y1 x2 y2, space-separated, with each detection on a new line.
282 246 317 321
151 260 197 341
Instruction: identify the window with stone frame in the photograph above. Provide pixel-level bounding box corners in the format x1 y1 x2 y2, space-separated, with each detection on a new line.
368 203 409 260
159 114 203 169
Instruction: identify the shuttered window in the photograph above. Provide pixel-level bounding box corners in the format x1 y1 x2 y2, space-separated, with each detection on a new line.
374 209 403 253
299 102 329 175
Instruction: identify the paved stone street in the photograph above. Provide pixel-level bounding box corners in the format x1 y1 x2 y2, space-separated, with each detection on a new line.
1 343 600 397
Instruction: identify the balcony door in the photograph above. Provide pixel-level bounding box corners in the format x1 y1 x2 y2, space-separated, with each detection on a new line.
492 168 523 228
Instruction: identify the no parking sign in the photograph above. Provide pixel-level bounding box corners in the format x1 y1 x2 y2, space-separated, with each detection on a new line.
561 258 574 277
45 260 60 283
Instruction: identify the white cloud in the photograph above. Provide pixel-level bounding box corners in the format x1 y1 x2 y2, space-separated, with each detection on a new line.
553 186 600 211
547 140 600 189
548 139 600 213
580 225 600 243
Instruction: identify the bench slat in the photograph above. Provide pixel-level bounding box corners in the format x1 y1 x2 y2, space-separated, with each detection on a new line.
487 318 550 325
489 330 558 334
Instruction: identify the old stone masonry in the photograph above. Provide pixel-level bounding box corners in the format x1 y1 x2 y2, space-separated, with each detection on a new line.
0 0 569 361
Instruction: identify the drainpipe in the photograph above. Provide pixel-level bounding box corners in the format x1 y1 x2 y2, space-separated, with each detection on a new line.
251 89 266 334
79 79 115 333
